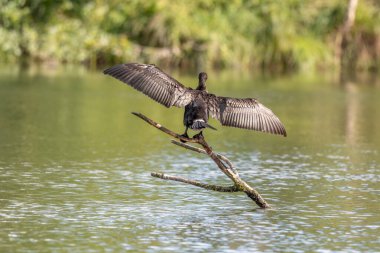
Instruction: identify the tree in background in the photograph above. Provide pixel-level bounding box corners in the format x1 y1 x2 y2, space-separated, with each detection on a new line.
0 0 379 74
339 0 359 84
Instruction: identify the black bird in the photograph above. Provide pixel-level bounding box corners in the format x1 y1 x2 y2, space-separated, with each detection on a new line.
103 63 286 139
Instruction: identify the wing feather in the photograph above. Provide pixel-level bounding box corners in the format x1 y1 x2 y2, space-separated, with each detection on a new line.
207 96 286 136
104 63 193 108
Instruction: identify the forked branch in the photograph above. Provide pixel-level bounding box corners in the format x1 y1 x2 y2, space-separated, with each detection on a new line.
132 112 270 208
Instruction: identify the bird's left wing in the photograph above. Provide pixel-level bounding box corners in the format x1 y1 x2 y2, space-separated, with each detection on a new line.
207 95 287 136
104 63 194 108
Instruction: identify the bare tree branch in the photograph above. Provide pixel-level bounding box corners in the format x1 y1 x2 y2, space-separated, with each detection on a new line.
131 112 196 143
171 140 239 176
132 112 270 208
151 172 239 192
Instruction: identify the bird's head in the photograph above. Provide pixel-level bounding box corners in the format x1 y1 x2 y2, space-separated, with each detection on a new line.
199 72 208 82
197 72 208 91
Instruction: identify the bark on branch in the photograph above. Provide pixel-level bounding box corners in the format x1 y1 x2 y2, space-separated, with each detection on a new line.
151 172 240 192
132 112 270 208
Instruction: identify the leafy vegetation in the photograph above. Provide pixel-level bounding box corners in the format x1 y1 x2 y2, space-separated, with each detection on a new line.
0 0 379 72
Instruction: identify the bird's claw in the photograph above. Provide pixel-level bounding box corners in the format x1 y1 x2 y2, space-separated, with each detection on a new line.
180 133 189 143
193 132 204 140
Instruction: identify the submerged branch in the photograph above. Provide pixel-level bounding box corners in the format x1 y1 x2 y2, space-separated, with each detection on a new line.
132 112 270 209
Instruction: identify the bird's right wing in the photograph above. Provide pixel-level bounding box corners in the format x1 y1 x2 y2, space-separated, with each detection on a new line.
104 63 194 108
207 95 287 136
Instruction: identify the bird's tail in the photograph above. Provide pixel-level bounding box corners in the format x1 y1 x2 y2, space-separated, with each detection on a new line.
191 119 217 131
206 123 217 130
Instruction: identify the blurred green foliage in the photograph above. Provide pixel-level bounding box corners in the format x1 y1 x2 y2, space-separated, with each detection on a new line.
0 0 379 72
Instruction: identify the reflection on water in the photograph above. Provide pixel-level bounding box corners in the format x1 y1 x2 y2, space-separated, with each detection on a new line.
0 68 380 252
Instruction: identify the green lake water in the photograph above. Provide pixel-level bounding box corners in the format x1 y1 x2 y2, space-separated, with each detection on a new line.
0 66 379 252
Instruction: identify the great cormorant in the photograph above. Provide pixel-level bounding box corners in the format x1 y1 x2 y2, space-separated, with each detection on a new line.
103 63 286 139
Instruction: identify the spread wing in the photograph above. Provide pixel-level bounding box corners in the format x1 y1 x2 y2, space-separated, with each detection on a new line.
207 96 287 136
103 63 194 108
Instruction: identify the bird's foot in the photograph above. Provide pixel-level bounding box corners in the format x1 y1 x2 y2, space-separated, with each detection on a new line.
193 131 204 140
180 133 189 143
